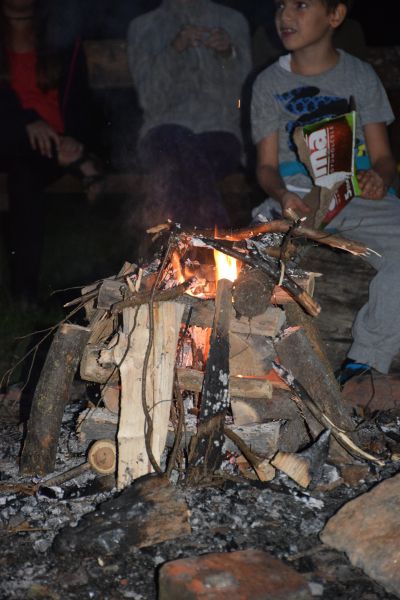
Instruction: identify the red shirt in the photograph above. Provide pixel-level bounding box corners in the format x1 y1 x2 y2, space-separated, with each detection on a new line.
9 51 64 133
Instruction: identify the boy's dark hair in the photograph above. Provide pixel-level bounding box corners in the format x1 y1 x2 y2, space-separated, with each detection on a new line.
322 0 349 9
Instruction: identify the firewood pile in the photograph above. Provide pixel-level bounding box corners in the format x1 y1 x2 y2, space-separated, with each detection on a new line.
19 218 394 490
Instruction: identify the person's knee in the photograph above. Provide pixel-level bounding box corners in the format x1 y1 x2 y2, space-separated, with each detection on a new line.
139 124 196 167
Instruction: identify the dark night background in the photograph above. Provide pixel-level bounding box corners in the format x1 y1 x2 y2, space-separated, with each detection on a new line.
52 0 399 46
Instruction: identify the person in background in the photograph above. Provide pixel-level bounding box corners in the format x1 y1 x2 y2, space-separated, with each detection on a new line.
251 0 399 384
126 0 252 231
0 0 103 304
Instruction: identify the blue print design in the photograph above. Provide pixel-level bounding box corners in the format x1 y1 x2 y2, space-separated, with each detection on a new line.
275 86 350 150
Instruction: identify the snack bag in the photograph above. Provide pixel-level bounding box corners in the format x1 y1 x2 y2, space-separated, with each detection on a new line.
294 111 361 228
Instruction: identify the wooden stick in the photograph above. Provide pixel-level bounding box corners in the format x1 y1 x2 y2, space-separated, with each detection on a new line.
146 221 369 256
110 281 191 314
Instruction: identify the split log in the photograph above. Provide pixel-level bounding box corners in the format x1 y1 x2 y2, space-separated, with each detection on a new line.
187 302 285 336
271 429 331 488
80 262 133 381
114 305 150 487
20 323 91 476
177 368 273 399
115 301 184 489
77 407 118 442
101 382 120 413
80 343 119 384
230 332 275 377
188 278 232 482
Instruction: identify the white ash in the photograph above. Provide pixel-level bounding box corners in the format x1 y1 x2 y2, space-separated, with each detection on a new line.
1 401 400 599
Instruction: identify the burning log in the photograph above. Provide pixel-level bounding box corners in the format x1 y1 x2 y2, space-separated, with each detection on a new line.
20 323 91 476
188 278 232 483
203 237 321 317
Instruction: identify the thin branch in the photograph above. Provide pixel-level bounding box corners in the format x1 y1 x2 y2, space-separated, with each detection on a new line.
110 280 192 314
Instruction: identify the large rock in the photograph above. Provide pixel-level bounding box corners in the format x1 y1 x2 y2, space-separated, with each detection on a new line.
159 549 312 600
320 473 400 597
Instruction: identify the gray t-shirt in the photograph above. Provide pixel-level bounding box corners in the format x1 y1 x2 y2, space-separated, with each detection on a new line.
251 50 394 189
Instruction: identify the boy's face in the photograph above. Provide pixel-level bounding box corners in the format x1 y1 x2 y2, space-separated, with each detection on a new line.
274 0 345 52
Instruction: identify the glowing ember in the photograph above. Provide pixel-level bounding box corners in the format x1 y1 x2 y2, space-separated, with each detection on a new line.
214 250 238 282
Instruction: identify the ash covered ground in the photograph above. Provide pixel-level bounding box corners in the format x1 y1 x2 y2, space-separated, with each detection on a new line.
1 395 399 600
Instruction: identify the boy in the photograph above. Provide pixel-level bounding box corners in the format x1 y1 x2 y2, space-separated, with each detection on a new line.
251 0 399 384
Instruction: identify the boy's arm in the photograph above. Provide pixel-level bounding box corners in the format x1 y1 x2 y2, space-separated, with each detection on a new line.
359 122 397 199
256 133 311 217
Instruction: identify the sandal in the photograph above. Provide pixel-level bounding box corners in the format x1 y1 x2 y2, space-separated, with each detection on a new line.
82 172 107 204
64 152 106 202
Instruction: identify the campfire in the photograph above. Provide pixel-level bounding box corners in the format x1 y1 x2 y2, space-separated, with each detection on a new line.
2 217 400 599
18 218 394 492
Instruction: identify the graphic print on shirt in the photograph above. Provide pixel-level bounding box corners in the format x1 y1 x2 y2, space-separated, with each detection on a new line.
275 86 350 151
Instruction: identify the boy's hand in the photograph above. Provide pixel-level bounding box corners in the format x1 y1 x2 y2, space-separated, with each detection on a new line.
357 169 387 200
26 120 60 159
280 191 311 218
171 26 209 53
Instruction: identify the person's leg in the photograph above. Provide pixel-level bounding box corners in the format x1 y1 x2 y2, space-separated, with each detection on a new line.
138 125 240 228
196 131 242 181
328 194 400 373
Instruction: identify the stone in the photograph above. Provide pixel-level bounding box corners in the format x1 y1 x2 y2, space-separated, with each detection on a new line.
158 549 312 600
320 473 400 598
342 373 400 412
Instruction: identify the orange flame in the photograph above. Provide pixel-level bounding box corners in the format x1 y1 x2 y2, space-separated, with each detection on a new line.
214 250 238 282
170 251 185 284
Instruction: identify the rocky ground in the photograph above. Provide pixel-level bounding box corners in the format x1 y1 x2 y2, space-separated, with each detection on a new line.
1 244 400 600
